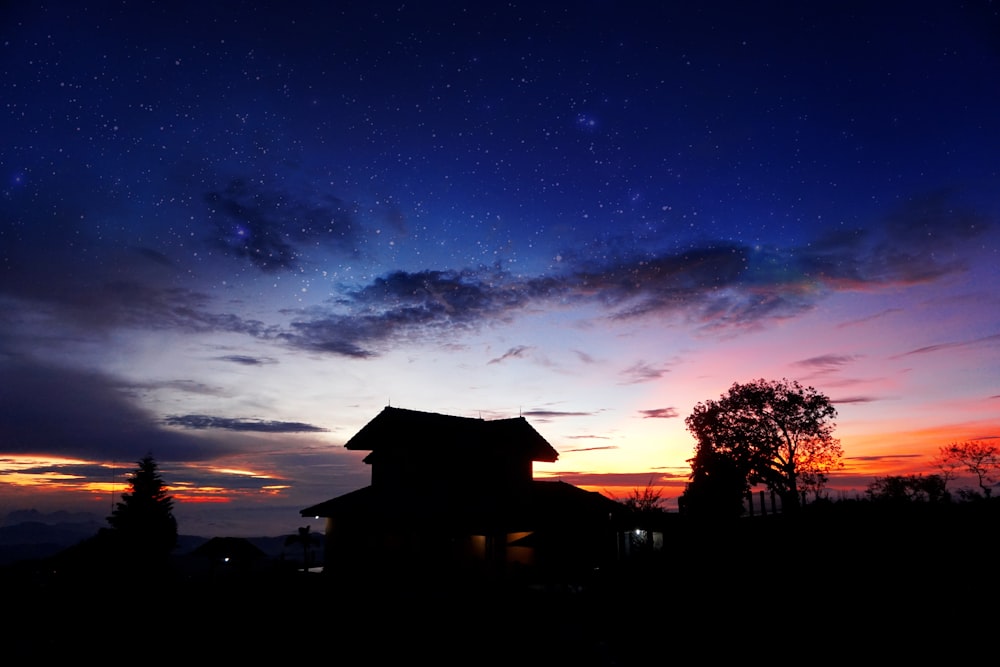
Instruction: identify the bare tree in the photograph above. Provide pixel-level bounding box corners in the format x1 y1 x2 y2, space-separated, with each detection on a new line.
935 441 1000 499
620 480 666 513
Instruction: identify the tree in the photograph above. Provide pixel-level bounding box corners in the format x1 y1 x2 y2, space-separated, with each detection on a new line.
679 448 749 519
685 378 843 513
866 474 949 503
935 441 1000 499
285 525 320 572
620 480 666 514
107 453 178 564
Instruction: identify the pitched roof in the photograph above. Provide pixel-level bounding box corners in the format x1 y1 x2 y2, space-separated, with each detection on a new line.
346 406 559 463
300 480 627 532
190 537 266 561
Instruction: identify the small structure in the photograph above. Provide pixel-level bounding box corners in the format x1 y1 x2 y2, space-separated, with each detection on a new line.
189 536 267 575
301 406 632 585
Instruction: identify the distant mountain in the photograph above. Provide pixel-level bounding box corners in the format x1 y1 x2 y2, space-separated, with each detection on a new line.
3 509 103 526
0 519 105 566
0 512 323 567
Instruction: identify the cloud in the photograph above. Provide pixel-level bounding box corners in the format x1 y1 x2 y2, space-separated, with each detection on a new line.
548 471 689 487
639 407 680 419
831 396 879 405
847 454 925 462
891 333 1000 359
487 346 531 365
280 268 529 357
0 359 238 462
620 361 668 384
215 355 274 366
163 415 329 433
793 354 859 372
836 308 902 329
265 193 995 358
520 409 596 418
561 445 619 452
1 277 277 341
203 178 361 272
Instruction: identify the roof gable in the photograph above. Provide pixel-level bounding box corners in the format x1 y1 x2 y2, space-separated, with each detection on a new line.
346 406 559 463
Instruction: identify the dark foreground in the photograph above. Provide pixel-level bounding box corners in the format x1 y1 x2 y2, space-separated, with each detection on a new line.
5 503 997 663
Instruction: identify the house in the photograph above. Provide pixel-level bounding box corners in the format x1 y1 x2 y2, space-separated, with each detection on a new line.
300 406 634 586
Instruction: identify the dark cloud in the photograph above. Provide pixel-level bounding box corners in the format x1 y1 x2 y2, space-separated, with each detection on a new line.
487 346 531 365
891 333 1000 359
215 355 273 366
620 361 668 384
561 445 618 453
521 410 595 418
550 471 689 487
130 379 224 396
639 408 680 419
0 359 235 462
204 179 361 272
281 268 529 356
806 193 992 289
2 273 277 340
163 415 328 433
793 354 859 371
255 195 994 358
831 396 879 405
847 454 925 462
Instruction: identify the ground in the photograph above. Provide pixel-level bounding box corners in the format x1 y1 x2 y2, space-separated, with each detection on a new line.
5 502 997 663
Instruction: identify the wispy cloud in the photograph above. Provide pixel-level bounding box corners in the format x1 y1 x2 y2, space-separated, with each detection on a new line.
487 346 532 365
620 361 668 384
163 415 329 433
793 354 859 372
891 333 1000 359
215 355 275 366
847 454 925 462
831 396 880 405
639 407 680 419
521 409 595 418
836 308 902 329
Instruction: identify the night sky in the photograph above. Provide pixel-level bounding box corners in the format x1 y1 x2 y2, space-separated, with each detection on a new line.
2 1 998 537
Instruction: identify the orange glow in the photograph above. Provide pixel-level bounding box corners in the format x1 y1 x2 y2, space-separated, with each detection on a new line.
0 454 92 469
208 467 276 479
177 495 233 504
0 470 85 487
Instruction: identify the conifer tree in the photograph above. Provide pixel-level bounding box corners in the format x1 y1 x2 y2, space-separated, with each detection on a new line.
107 453 178 562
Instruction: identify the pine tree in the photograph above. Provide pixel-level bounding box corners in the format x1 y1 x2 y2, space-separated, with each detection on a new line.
107 453 178 563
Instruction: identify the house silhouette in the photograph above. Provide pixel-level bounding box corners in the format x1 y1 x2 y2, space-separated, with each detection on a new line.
301 406 634 586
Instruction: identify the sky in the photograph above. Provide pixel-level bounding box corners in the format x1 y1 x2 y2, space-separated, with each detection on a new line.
2 1 998 538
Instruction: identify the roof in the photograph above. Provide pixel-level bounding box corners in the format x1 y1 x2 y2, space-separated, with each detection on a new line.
190 537 266 561
345 406 559 463
300 480 627 532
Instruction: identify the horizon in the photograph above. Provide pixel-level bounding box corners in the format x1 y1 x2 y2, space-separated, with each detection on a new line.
2 2 998 539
